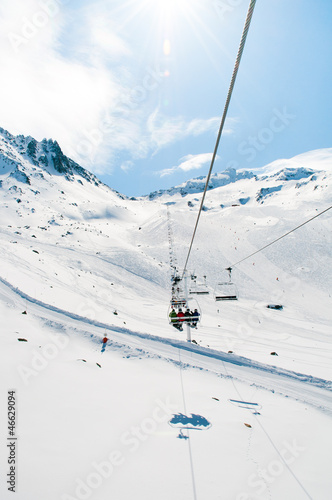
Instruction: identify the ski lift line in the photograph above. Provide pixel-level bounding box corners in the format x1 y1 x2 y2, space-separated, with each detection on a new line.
229 205 332 269
182 0 257 279
222 363 313 500
178 349 198 500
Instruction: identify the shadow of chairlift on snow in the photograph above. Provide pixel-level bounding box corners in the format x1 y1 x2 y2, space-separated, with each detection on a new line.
229 399 261 415
169 413 212 439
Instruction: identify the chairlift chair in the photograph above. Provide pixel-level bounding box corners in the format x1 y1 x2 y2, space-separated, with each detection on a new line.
189 274 210 295
214 282 238 301
168 296 202 329
214 267 238 301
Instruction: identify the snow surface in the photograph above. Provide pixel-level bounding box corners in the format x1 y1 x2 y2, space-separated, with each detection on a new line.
0 129 332 499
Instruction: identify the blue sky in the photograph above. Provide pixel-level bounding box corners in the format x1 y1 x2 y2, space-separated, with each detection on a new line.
0 0 331 196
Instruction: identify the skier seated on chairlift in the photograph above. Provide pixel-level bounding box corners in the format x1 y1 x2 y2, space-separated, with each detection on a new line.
169 308 182 331
169 308 178 326
184 308 192 323
177 308 185 331
191 309 200 328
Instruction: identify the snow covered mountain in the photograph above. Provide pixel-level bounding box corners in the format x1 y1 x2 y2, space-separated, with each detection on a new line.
147 168 257 199
0 126 126 195
1 127 332 500
146 148 332 200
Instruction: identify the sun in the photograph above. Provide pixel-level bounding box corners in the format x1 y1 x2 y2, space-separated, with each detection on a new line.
147 0 195 26
153 0 191 12
115 0 217 70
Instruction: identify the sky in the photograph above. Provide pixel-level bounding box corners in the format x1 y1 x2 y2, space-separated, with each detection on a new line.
0 0 331 197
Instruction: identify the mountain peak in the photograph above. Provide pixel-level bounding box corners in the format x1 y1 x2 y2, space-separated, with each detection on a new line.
147 168 257 200
0 126 108 187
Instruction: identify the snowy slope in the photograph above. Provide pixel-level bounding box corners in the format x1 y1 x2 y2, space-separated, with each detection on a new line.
0 127 332 499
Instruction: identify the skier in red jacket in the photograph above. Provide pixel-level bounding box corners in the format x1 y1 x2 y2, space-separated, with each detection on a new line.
101 336 108 352
177 309 185 331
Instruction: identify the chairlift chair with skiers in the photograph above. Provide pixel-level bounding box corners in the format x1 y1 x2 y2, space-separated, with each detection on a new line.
168 300 201 330
169 273 201 330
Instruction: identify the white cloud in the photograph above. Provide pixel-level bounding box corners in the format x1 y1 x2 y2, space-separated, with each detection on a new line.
159 153 215 177
0 0 129 171
146 110 233 153
68 107 227 175
66 8 132 65
120 160 134 173
0 0 236 177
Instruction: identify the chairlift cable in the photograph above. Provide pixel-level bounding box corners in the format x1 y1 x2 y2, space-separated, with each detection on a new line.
222 361 313 499
168 6 256 493
182 0 257 279
229 205 332 269
178 349 198 500
167 210 202 332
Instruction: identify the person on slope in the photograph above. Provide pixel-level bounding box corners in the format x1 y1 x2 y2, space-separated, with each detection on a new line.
101 336 109 352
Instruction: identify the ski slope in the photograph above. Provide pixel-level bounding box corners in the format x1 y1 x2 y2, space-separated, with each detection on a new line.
0 130 332 499
0 277 331 500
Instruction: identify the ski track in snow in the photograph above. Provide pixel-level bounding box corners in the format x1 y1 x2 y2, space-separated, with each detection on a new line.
2 275 332 419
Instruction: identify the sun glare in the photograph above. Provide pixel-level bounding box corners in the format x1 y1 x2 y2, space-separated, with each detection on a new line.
147 0 193 25
154 0 190 13
117 0 217 75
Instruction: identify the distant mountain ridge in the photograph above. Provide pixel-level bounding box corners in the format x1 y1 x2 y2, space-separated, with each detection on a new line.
0 126 331 204
0 126 126 199
147 169 257 199
146 153 331 200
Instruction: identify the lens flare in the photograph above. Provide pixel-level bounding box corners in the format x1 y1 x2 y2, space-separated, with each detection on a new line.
163 39 171 56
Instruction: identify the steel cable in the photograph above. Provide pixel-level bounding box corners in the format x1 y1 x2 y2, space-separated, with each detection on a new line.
182 0 257 277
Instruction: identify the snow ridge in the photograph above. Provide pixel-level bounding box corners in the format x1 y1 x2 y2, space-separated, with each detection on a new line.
147 168 256 199
0 126 126 198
